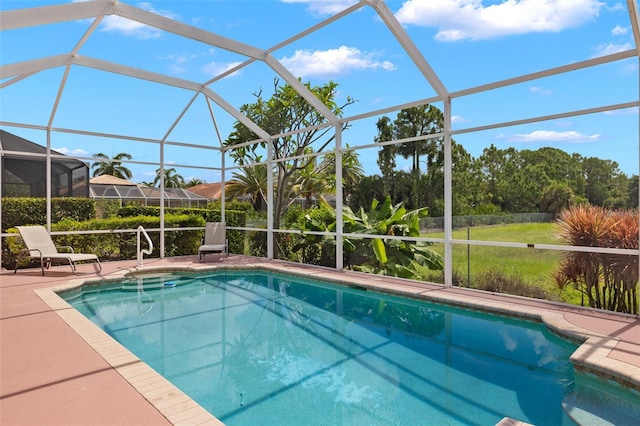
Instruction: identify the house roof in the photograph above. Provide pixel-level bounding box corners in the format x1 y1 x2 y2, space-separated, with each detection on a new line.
0 129 86 170
186 182 225 200
90 174 137 186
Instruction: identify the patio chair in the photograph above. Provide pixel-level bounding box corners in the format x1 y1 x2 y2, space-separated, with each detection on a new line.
13 225 102 275
199 222 228 261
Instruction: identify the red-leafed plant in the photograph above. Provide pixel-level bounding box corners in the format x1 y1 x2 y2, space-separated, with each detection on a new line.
555 205 639 314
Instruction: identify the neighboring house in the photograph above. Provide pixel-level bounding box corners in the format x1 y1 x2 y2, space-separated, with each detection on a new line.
0 129 89 198
90 175 208 208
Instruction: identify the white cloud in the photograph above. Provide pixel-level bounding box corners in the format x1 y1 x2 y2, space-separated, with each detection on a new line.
279 45 396 78
555 120 573 127
620 61 639 75
451 115 466 123
611 24 629 36
509 130 600 143
529 86 552 95
394 0 604 41
606 2 625 12
591 42 633 57
158 53 199 75
100 2 178 40
281 0 359 16
202 61 244 77
55 147 89 156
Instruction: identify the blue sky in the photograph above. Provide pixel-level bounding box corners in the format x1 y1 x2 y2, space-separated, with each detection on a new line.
1 0 638 184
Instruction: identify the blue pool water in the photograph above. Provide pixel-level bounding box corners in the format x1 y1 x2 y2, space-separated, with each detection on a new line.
62 270 638 425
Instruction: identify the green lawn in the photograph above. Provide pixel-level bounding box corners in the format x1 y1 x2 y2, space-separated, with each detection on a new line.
426 223 582 304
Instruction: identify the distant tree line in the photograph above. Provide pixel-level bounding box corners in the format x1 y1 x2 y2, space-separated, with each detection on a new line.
92 93 638 219
350 105 638 216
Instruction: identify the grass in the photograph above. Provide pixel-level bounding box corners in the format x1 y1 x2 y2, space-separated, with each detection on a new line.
426 222 583 304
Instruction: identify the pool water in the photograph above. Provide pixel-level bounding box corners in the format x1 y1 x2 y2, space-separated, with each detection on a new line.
62 270 633 425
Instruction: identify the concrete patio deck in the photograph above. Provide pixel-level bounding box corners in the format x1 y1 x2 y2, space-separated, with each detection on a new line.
1 255 639 425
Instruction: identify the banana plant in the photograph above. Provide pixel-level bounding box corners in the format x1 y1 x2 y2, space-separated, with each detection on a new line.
293 196 443 279
342 196 443 278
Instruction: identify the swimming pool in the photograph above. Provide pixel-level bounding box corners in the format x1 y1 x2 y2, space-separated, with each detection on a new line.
60 269 639 425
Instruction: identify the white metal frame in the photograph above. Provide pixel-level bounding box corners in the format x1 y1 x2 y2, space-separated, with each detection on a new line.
0 0 639 287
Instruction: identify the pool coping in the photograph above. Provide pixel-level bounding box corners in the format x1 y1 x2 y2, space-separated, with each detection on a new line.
34 261 640 425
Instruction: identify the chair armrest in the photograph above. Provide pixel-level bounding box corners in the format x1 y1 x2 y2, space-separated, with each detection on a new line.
20 248 43 256
57 246 75 253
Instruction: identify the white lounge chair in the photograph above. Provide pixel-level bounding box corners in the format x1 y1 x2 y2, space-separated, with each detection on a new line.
14 225 102 275
199 222 228 261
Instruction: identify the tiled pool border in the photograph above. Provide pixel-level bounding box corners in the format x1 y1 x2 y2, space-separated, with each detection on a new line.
34 261 640 425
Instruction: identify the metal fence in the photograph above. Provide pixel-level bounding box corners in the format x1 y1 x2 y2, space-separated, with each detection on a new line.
421 213 555 231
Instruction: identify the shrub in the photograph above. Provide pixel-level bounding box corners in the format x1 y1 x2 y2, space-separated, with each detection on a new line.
247 230 267 258
473 271 560 301
555 205 639 314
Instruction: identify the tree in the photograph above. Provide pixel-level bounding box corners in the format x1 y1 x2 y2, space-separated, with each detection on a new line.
477 145 519 210
349 175 387 211
375 116 396 195
521 147 584 195
582 157 628 208
628 175 639 209
538 182 578 215
291 150 329 208
91 152 133 180
505 163 552 213
411 139 481 216
375 105 444 208
224 78 354 228
152 167 185 188
225 164 269 211
320 144 364 203
185 177 205 187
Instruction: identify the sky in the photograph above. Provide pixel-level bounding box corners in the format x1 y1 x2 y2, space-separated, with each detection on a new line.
1 0 638 185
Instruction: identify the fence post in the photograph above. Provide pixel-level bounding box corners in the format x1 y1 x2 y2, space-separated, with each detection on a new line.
467 225 471 287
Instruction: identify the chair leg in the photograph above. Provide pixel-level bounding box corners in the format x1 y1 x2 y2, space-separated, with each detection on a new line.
14 250 26 274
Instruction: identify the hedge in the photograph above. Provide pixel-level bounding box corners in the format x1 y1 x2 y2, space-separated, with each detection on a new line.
1 197 96 232
117 206 246 254
4 214 205 270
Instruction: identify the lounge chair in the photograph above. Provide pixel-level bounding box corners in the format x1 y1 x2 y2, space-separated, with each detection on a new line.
199 222 228 261
13 225 102 275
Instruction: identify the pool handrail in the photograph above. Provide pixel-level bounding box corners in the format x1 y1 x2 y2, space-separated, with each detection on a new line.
136 226 153 267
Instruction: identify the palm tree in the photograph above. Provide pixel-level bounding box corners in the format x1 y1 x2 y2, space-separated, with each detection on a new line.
226 164 268 211
293 155 330 208
320 145 364 203
185 177 205 188
153 167 185 188
91 152 133 179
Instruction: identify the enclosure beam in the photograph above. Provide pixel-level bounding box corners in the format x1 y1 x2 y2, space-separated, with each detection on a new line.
443 98 453 288
267 139 274 260
335 126 344 271
0 0 114 30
